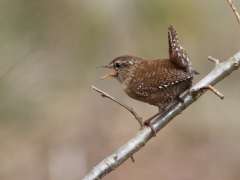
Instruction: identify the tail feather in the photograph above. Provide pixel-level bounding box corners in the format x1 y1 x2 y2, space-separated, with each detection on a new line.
168 24 192 70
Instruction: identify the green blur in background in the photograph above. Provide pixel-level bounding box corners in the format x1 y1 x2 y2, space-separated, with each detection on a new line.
0 0 240 180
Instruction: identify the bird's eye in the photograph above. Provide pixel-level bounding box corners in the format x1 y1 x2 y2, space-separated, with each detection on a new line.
115 62 121 68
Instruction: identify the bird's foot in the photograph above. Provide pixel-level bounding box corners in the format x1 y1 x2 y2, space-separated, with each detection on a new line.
176 96 186 109
144 121 157 137
144 112 160 137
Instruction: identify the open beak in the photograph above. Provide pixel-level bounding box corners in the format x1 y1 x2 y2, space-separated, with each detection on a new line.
100 73 114 80
97 65 116 80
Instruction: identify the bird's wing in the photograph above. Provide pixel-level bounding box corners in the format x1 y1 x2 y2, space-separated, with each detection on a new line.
129 67 194 96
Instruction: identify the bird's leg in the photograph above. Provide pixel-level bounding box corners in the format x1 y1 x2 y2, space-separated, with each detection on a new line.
144 112 161 124
144 107 166 136
175 96 185 113
176 96 184 104
176 95 185 106
144 96 185 136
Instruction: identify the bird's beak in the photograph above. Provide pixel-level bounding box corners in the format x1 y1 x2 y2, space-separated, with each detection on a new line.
99 73 114 80
97 65 116 80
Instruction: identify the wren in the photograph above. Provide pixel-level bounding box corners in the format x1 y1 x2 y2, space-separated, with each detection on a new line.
99 24 199 134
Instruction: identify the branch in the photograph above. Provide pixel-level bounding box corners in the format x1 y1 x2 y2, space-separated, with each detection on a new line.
91 86 144 128
83 52 240 180
227 0 240 24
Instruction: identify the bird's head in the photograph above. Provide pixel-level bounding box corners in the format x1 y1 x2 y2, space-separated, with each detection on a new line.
99 55 143 83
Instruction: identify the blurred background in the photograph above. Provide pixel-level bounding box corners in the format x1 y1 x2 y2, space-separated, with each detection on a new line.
0 0 240 180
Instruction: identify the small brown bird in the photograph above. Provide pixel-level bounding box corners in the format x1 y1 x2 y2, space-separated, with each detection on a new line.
100 24 198 134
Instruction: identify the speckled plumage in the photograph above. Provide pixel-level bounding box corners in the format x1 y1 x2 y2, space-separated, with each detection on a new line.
100 24 198 121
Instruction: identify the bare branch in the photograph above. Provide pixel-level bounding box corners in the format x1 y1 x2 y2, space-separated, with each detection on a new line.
130 156 135 163
83 52 240 180
208 56 220 65
227 0 240 24
91 86 144 128
190 85 224 99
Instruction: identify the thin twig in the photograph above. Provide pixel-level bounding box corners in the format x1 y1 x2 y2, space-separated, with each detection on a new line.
92 86 144 128
208 56 220 65
191 56 224 100
227 0 240 24
200 85 224 99
130 156 135 163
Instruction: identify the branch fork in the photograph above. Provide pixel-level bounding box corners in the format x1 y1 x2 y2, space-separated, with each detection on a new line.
190 56 225 100
92 86 144 128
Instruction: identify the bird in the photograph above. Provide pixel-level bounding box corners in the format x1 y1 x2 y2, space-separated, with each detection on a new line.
99 24 199 135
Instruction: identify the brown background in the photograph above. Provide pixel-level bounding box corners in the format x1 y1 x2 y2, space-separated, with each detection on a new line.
0 1 240 180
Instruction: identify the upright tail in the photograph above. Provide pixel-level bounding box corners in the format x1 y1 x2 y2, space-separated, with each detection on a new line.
168 24 192 72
